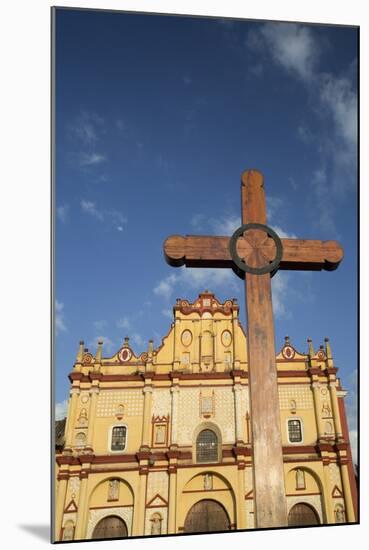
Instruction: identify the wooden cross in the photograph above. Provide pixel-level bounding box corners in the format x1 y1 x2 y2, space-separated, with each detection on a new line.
163 169 343 529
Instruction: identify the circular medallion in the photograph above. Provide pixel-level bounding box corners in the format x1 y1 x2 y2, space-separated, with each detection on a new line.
229 223 283 277
317 350 326 360
181 329 193 347
81 393 89 404
118 347 132 362
221 330 232 347
82 352 93 364
282 345 295 359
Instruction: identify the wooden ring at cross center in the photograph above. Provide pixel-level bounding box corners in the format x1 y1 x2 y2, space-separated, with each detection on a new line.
229 223 283 277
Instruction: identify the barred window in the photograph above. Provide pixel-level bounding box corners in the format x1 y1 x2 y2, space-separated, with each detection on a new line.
111 426 127 451
196 429 218 462
288 419 302 443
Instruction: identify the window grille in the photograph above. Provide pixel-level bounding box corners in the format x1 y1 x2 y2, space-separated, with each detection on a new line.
196 429 218 462
111 426 127 451
288 419 302 442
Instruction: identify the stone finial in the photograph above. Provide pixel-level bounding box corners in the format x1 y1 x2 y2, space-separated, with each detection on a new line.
307 337 314 357
95 339 103 361
148 339 154 354
124 336 130 347
76 340 84 362
324 337 332 358
285 335 290 344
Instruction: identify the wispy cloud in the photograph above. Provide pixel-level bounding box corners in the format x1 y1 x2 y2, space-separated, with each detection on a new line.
55 300 67 334
271 272 291 320
81 200 104 221
56 204 69 223
247 22 357 234
154 273 178 300
69 111 105 145
90 335 115 354
78 152 107 167
80 201 127 231
93 319 107 331
117 317 131 330
55 399 68 420
131 332 145 348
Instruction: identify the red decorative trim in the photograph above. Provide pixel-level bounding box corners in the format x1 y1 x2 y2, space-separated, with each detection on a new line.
245 490 253 500
64 499 78 513
337 395 358 520
332 485 343 498
146 493 168 507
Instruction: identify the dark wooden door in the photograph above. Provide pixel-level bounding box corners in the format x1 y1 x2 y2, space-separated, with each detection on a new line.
184 499 231 533
288 503 320 527
92 515 128 539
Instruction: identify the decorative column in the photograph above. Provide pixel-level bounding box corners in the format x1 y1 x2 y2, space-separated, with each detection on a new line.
237 466 246 529
328 380 343 440
192 319 200 372
312 382 324 441
340 460 356 521
141 384 153 449
87 386 99 450
74 471 89 540
322 458 334 523
55 475 68 540
232 312 240 369
168 465 177 533
64 388 80 449
135 471 148 535
233 384 243 443
170 385 180 447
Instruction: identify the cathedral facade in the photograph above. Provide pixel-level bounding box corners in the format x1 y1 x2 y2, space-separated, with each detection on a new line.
54 291 357 541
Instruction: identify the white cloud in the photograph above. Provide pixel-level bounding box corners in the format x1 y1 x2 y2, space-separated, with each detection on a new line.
131 333 145 348
117 317 130 330
56 204 69 223
78 152 106 166
55 399 68 420
154 273 178 300
55 300 67 334
90 335 115 354
210 214 240 236
69 111 105 145
81 200 104 221
161 309 173 319
93 319 107 331
271 271 291 320
259 23 319 82
270 225 297 239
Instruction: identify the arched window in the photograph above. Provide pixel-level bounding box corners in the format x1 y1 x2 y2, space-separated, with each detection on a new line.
196 429 218 463
288 419 302 443
111 426 127 451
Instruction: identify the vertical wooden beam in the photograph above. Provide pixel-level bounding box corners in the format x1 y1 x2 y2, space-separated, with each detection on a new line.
241 170 287 527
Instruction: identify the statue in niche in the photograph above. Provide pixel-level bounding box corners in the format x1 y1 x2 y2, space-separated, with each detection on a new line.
204 473 213 490
62 521 75 541
295 468 305 490
75 432 86 446
290 399 297 414
108 479 120 501
155 424 166 444
77 408 88 427
325 421 333 435
321 401 331 417
150 513 162 535
335 505 346 523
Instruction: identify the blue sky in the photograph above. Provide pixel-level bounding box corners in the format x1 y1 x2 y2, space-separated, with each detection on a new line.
54 9 358 458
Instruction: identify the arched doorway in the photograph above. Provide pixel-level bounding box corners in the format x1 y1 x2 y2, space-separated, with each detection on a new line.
92 515 128 539
288 503 320 527
184 499 231 533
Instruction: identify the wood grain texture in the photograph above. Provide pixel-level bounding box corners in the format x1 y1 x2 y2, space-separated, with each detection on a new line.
164 234 343 271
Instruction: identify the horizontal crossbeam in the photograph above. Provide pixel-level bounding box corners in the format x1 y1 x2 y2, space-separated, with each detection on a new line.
164 234 344 271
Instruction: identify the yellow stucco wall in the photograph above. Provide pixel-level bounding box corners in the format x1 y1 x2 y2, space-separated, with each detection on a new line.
54 292 357 541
